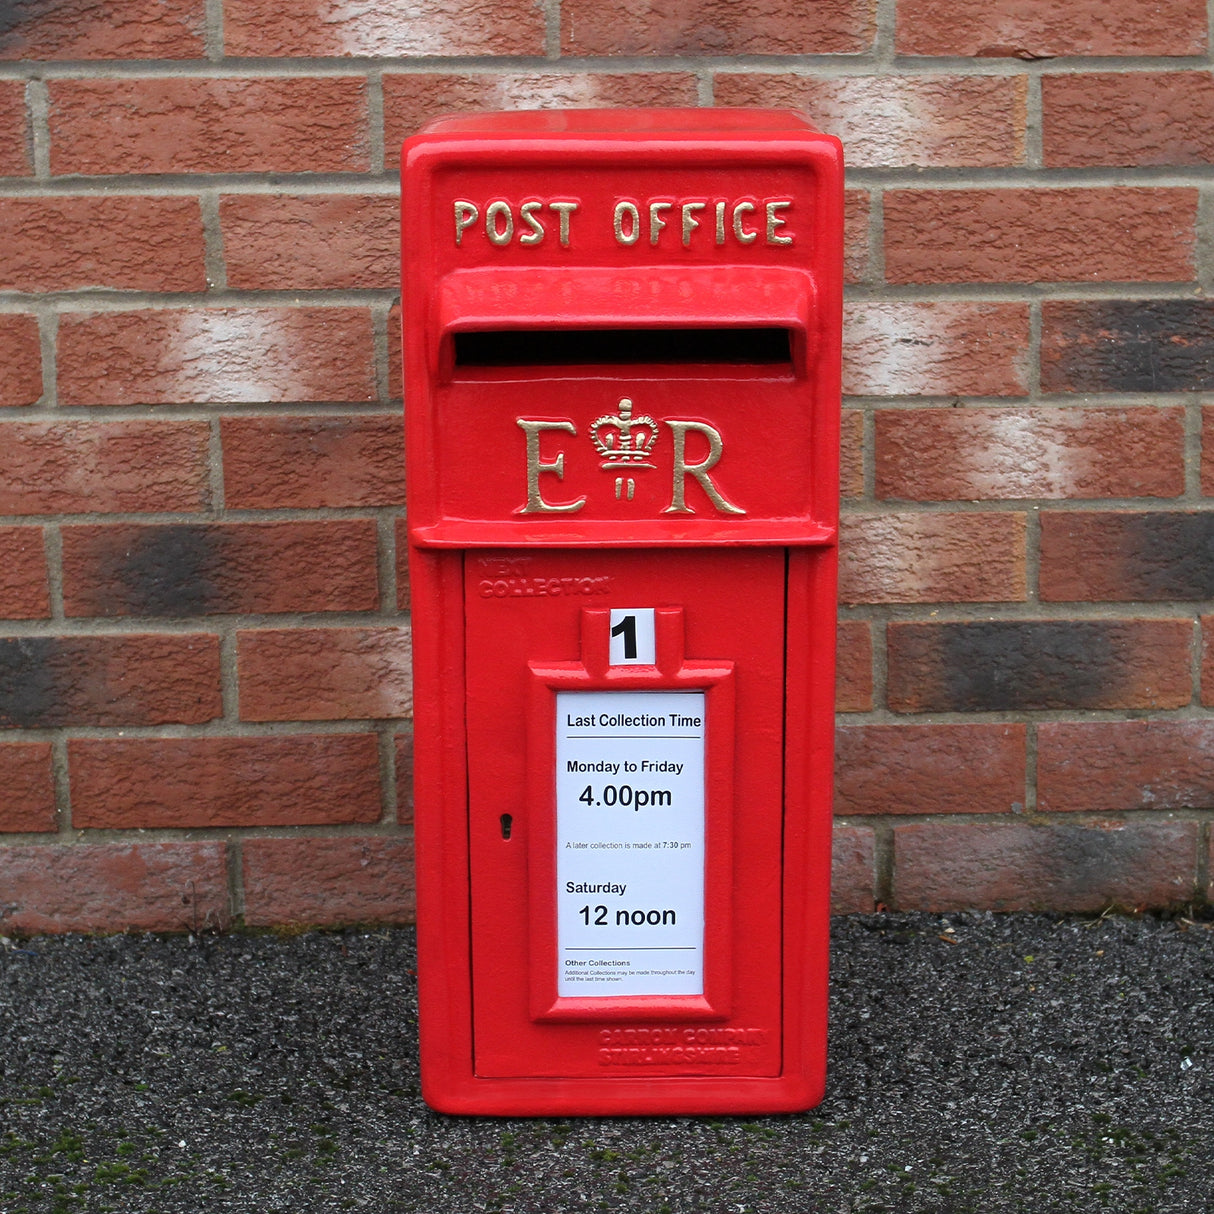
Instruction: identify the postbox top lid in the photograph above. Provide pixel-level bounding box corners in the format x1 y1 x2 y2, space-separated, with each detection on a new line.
412 107 826 141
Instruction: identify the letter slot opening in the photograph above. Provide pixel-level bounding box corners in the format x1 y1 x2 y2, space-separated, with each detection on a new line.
453 327 793 368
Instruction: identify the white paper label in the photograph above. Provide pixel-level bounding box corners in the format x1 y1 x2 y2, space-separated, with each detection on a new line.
556 689 705 997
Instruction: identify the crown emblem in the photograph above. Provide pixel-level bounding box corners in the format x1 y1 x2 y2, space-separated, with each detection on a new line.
589 398 658 469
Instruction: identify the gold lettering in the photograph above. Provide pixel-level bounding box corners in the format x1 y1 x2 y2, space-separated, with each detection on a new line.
486 201 513 246
517 419 585 514
732 202 757 244
715 200 726 245
613 201 641 245
550 201 578 247
453 200 478 246
681 201 705 247
649 201 672 246
663 421 745 516
519 200 545 245
766 200 792 245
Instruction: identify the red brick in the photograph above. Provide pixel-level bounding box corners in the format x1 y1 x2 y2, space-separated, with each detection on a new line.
393 517 411 612
888 618 1193 713
0 842 228 935
0 196 205 293
835 619 872 712
57 308 376 406
844 303 1029 398
0 81 30 175
840 409 863 499
61 520 379 618
241 836 415 927
1041 511 1214 602
388 301 402 401
48 78 369 176
0 419 209 515
1044 72 1214 169
0 633 221 728
0 0 205 60
383 72 700 164
875 407 1185 501
885 188 1196 285
839 512 1026 604
714 74 1025 168
0 742 55 832
831 825 875 914
238 627 412 722
0 527 49 620
70 734 382 829
228 0 543 57
221 195 397 291
0 314 42 407
836 723 1026 815
1200 616 1214 705
1038 720 1214 814
896 0 1206 58
1042 300 1214 394
562 0 874 54
394 730 413 825
221 414 405 510
893 820 1198 913
1201 408 1214 493
842 190 868 284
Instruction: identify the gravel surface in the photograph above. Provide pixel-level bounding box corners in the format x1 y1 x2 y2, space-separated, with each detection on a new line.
2 913 1212 1213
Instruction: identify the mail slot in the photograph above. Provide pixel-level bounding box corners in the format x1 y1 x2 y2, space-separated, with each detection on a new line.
401 109 842 1115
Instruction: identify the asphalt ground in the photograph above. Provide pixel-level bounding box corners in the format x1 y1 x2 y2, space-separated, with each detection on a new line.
1 912 1212 1214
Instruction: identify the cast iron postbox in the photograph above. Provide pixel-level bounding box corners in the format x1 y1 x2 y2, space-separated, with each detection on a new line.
401 109 842 1116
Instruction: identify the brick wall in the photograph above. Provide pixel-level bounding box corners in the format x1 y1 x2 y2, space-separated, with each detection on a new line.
0 0 1211 931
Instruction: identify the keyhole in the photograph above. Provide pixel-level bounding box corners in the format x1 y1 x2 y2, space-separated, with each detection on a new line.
500 813 513 840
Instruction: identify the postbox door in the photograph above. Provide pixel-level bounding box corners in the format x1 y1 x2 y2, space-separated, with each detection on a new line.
464 547 786 1079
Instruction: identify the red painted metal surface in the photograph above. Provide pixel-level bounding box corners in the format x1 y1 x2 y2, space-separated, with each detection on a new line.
402 109 842 1115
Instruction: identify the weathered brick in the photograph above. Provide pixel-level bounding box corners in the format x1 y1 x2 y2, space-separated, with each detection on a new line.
1044 72 1214 169
885 188 1196 285
0 527 49 620
1200 408 1214 495
0 742 55 832
896 0 1207 58
0 314 42 407
714 74 1025 168
831 825 875 914
840 512 1026 604
0 634 221 728
836 723 1026 815
0 0 205 60
57 308 376 406
1199 616 1214 706
227 0 544 57
840 409 863 499
383 72 700 164
221 195 397 291
241 836 415 927
70 734 382 829
388 301 402 400
1041 511 1214 602
48 78 370 176
394 730 413 826
875 407 1185 501
844 303 1029 397
393 518 411 613
893 820 1198 913
0 196 205 292
0 419 209 515
887 619 1192 713
0 81 30 175
562 0 874 54
0 842 229 935
61 520 379 618
238 627 412 722
221 414 406 509
1038 720 1214 813
842 190 868 284
835 619 872 712
1042 301 1214 394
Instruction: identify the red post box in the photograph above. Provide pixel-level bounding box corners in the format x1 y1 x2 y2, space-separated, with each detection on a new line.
401 109 842 1116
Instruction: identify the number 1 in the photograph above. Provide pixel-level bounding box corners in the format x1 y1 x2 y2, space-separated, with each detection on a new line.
611 614 638 660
